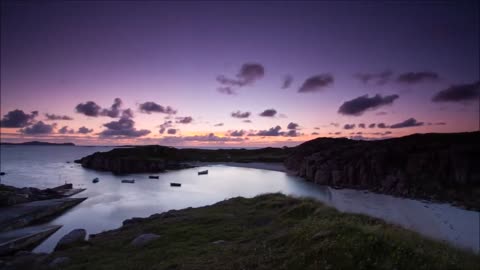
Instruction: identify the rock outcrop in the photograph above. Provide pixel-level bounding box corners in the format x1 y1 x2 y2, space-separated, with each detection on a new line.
55 229 87 251
284 132 480 209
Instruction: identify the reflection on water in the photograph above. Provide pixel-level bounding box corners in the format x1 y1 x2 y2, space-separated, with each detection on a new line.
0 146 478 253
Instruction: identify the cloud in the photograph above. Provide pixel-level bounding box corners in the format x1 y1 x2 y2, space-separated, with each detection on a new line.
139 102 177 114
354 70 393 85
330 123 339 127
229 130 246 137
214 123 224 127
167 128 177 135
311 132 319 135
58 126 74 134
368 123 376 128
164 133 244 143
338 94 399 116
284 129 300 137
376 111 388 116
159 120 173 134
253 125 282 136
122 108 134 118
101 98 122 118
396 71 440 84
358 123 366 128
0 110 38 128
377 123 387 128
45 114 73 121
243 120 252 123
432 81 480 103
298 74 334 93
176 116 193 124
19 121 55 135
314 127 320 130
231 111 251 118
99 117 151 138
343 124 355 130
281 75 293 89
259 109 277 117
75 101 102 117
287 122 299 130
216 63 265 94
78 126 93 134
389 118 424 129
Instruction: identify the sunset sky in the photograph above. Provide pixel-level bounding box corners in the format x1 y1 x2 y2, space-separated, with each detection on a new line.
1 1 479 147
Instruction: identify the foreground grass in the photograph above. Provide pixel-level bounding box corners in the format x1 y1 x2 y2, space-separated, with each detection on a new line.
48 194 479 269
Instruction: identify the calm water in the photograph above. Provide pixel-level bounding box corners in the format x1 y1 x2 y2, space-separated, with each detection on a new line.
0 145 478 253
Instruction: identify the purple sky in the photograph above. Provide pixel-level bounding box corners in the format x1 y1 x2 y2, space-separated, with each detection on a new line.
1 1 479 146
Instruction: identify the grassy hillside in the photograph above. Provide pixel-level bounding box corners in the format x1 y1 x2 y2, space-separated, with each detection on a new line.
30 194 479 270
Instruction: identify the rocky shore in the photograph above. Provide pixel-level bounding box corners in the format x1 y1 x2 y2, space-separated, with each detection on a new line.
284 132 480 210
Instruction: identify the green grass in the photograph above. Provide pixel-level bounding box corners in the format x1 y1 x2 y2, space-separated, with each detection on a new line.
48 194 478 270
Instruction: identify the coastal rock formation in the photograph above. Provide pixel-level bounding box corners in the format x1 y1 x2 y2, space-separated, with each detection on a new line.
284 132 480 209
55 229 87 251
130 233 160 248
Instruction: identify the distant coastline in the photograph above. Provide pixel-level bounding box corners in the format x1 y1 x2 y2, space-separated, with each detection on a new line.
0 141 75 146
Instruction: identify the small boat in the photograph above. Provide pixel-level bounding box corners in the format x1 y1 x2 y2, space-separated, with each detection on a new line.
121 179 135 184
92 177 99 183
170 182 181 187
149 176 159 179
198 170 208 175
0 172 5 176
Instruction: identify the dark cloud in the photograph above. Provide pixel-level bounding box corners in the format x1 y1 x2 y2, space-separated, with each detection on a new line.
253 125 282 136
281 75 293 89
284 129 300 137
167 129 177 135
99 117 151 138
390 118 424 129
167 133 244 142
330 123 340 127
101 98 122 118
287 122 299 130
58 126 74 134
377 123 387 128
368 123 376 128
0 109 38 128
75 101 102 117
358 123 366 128
139 102 177 114
354 70 392 85
231 111 251 118
229 130 246 137
311 132 319 135
45 114 73 121
298 74 334 93
338 94 399 116
259 109 277 117
334 132 342 135
214 123 224 127
78 126 93 134
216 63 265 94
243 120 252 123
176 116 193 124
122 108 134 118
396 71 440 84
314 127 320 130
159 120 173 134
20 121 55 135
343 124 355 130
432 81 480 103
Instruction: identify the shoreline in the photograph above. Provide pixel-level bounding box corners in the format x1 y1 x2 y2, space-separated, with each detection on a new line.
188 161 288 173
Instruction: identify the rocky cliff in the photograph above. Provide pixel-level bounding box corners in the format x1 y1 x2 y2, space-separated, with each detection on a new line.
284 132 480 209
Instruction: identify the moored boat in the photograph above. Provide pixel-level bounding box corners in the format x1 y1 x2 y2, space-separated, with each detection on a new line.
198 170 208 175
170 182 181 187
92 177 99 183
121 179 135 184
148 176 159 179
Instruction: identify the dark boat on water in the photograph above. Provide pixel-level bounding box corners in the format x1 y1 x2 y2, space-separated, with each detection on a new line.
92 177 99 183
170 182 181 187
121 179 135 184
149 176 159 179
198 170 208 175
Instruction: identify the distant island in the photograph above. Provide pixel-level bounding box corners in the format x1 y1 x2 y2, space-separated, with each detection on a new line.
75 132 480 210
1 141 75 146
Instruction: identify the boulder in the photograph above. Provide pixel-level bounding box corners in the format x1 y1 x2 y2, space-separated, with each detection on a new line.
55 229 86 251
49 257 71 268
130 233 160 248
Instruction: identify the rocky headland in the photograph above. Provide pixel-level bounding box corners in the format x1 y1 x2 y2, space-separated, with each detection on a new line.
75 132 480 209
